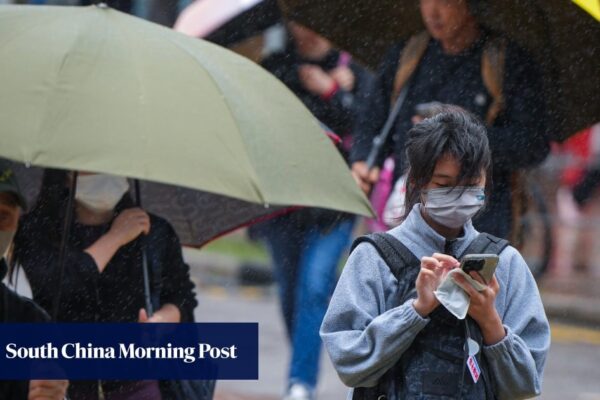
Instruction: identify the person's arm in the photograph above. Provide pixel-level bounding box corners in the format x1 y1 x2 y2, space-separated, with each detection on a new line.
296 64 356 134
481 247 550 399
155 221 197 323
84 208 150 273
350 45 403 193
322 86 355 132
320 243 430 388
486 44 550 171
14 220 100 308
15 209 150 316
349 45 401 166
325 64 376 134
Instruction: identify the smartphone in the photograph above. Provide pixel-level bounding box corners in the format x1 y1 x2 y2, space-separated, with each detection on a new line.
414 101 444 119
460 254 499 285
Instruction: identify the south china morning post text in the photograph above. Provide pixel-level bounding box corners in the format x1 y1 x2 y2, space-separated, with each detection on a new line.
5 342 238 364
0 323 258 380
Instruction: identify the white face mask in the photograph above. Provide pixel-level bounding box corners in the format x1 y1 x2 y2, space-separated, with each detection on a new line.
0 230 15 260
422 186 485 229
75 174 130 212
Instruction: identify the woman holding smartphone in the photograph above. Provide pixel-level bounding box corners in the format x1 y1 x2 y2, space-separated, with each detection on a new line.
321 108 550 399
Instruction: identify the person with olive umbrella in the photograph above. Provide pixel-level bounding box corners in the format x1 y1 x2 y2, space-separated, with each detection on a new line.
0 162 69 400
11 169 198 400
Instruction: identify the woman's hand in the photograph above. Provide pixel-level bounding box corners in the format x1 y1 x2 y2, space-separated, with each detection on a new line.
138 304 181 323
108 208 150 247
28 379 68 400
298 64 336 96
329 66 355 91
85 208 150 272
454 273 506 345
413 253 459 317
350 162 380 194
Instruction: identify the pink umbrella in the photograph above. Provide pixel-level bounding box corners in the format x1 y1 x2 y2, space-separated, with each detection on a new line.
174 0 264 38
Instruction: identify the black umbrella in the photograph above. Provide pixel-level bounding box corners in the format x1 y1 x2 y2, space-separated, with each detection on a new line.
12 165 292 248
279 0 600 141
204 0 282 47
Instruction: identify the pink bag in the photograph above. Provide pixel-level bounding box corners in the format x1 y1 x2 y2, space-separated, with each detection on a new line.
366 158 395 232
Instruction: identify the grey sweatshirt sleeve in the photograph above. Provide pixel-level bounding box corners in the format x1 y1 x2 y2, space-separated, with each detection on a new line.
483 247 551 400
320 243 430 388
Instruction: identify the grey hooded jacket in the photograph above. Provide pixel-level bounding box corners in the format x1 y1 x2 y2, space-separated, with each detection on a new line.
320 204 550 399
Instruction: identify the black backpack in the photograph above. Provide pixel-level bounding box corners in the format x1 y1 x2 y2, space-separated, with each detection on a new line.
350 232 508 400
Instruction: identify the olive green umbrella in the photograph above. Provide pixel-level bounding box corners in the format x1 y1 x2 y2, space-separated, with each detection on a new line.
0 3 373 245
1 3 373 320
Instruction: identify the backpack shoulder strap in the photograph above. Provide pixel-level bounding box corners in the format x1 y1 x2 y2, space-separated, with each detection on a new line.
351 232 420 280
390 31 431 106
481 34 508 125
460 232 510 258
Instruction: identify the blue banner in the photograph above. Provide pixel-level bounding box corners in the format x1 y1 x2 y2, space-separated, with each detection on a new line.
0 323 258 380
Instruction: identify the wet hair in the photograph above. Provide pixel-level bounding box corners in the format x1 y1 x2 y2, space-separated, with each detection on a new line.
402 107 491 220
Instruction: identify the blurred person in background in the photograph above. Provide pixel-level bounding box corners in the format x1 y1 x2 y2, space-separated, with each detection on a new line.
351 0 550 240
554 123 600 276
250 19 373 400
12 170 198 400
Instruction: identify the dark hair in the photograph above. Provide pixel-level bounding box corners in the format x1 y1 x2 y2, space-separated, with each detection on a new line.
402 107 491 220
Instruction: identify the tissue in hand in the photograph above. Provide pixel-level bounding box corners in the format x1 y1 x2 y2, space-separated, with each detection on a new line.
434 269 487 320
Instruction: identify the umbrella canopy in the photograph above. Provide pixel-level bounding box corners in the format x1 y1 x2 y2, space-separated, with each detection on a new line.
174 0 265 38
0 4 373 246
573 0 600 21
8 164 293 247
201 0 281 48
279 0 600 141
174 0 281 63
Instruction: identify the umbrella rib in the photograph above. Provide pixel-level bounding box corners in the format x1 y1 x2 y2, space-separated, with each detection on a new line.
158 34 268 205
111 10 151 179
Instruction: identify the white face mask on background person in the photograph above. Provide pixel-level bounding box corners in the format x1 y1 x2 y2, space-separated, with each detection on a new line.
75 174 130 212
422 186 485 229
0 230 15 260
